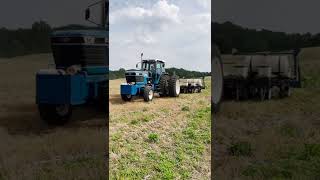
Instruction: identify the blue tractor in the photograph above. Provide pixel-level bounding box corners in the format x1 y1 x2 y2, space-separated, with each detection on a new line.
36 0 109 124
121 54 181 102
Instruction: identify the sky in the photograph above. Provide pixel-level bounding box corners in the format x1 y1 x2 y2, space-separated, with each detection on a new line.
109 0 211 72
213 0 320 34
2 0 320 70
0 0 94 28
0 0 211 72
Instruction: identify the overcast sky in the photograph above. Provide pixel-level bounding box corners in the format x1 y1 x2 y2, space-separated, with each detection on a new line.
213 0 320 34
0 0 95 28
3 1 319 70
0 0 211 72
109 0 211 71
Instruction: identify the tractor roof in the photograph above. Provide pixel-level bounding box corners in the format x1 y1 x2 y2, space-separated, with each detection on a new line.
142 59 165 63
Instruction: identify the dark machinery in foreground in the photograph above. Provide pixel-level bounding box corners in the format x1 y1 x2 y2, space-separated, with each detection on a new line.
36 0 108 124
222 49 301 101
212 44 224 112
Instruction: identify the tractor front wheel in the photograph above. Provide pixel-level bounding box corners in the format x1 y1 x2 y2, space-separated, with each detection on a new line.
168 75 180 97
143 86 154 102
121 94 132 101
38 104 72 125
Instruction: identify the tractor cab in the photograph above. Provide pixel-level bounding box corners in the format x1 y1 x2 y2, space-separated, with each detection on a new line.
140 59 166 84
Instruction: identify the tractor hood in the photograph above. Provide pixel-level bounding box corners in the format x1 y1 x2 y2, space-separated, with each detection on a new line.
50 29 108 68
51 30 108 45
125 69 148 76
125 69 149 83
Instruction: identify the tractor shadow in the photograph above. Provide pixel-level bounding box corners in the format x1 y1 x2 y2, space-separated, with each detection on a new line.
109 94 149 104
109 94 165 104
0 103 106 135
109 94 126 105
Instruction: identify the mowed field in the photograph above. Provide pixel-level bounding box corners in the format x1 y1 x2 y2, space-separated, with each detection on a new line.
109 78 211 179
0 54 107 179
215 47 320 179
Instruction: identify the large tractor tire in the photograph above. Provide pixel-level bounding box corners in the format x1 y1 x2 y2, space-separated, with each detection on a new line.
212 44 223 113
159 74 170 97
38 104 72 125
143 86 154 102
168 75 180 97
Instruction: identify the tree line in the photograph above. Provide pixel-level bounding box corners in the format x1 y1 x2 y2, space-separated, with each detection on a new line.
0 21 52 57
0 21 98 58
109 68 210 80
213 21 320 54
2 21 320 58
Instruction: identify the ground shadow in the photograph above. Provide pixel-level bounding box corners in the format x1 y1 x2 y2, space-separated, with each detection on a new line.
109 94 127 105
0 103 106 135
109 93 168 104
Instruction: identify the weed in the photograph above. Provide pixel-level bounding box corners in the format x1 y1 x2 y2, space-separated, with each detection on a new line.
181 106 190 111
148 133 159 143
298 144 320 161
156 154 176 179
280 123 300 137
111 133 122 141
160 108 169 113
130 120 139 125
228 141 252 157
141 115 153 122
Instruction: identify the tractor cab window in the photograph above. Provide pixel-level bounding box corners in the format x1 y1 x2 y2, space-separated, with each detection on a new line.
142 62 148 70
150 64 155 71
142 61 156 71
157 62 165 72
85 1 108 29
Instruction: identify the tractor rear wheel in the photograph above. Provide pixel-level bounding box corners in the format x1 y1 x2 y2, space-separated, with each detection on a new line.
159 74 170 97
168 75 180 97
143 86 154 102
121 94 132 101
38 104 72 125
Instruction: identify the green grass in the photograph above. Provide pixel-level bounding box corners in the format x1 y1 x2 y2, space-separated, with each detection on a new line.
215 48 320 179
228 141 252 157
219 88 320 179
110 106 211 179
129 113 155 125
242 143 320 179
148 133 159 143
110 77 211 179
148 106 211 179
